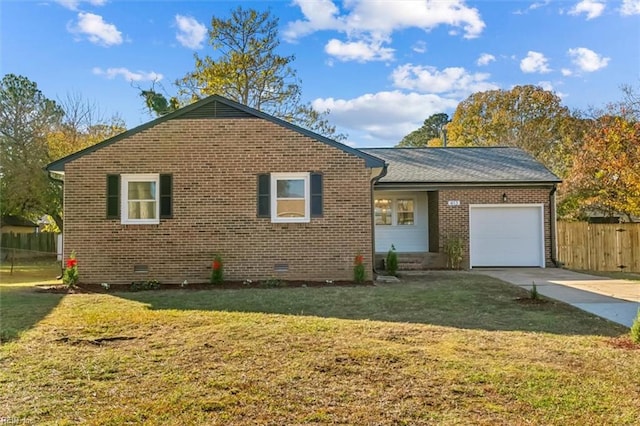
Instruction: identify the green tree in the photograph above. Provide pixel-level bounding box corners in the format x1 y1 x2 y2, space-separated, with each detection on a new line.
0 74 63 225
0 77 125 231
397 113 449 147
143 7 344 141
447 85 572 175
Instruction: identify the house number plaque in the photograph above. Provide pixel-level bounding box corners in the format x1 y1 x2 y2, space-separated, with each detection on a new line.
448 200 461 206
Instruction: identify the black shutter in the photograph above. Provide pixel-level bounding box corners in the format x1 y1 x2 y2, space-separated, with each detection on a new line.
310 173 323 217
160 174 173 218
257 174 270 217
106 174 120 219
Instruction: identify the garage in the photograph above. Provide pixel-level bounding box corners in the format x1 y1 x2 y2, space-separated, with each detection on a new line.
469 205 544 268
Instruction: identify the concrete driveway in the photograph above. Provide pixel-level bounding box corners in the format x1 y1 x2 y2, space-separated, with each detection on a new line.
473 268 640 327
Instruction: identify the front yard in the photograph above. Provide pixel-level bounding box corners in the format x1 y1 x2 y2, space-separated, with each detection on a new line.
1 262 638 424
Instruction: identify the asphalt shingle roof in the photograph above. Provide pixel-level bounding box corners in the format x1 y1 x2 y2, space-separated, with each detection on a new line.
360 147 561 184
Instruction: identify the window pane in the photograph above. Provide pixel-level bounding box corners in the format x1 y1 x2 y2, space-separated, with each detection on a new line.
375 199 392 225
128 201 157 219
128 181 156 200
276 199 305 217
397 199 414 225
277 179 305 198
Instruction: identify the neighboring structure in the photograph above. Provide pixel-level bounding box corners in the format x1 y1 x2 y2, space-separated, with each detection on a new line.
47 95 385 284
47 95 561 284
361 148 561 269
0 215 39 234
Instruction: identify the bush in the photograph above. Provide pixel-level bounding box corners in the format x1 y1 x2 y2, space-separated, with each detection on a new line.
130 280 160 291
63 251 79 288
210 255 224 285
443 236 463 270
386 245 398 276
631 310 640 344
353 254 366 283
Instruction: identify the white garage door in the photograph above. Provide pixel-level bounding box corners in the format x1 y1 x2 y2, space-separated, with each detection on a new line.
469 205 544 267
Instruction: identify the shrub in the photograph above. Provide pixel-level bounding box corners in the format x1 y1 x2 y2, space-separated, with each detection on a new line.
631 310 640 344
130 280 160 291
353 254 366 283
530 282 540 300
210 255 224 285
443 236 464 270
62 251 79 288
386 245 398 276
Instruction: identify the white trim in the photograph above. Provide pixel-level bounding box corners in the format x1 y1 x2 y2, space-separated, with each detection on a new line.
468 204 545 268
121 174 160 225
271 173 310 223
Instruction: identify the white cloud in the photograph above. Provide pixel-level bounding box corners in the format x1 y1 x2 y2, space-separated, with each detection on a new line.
520 51 551 73
568 47 610 71
93 67 163 82
312 91 459 144
68 12 123 46
621 0 640 15
412 40 427 54
561 68 573 76
477 53 496 66
175 15 207 50
286 0 485 40
56 0 106 11
284 0 485 62
391 64 498 95
569 0 606 19
324 39 394 62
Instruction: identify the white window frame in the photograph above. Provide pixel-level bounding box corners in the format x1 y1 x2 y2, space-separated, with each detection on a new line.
121 174 160 225
374 196 417 227
271 173 310 223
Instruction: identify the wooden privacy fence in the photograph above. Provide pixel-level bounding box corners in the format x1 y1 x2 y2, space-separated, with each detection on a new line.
0 232 58 259
557 222 640 272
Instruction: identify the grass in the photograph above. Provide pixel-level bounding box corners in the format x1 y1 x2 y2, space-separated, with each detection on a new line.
1 262 638 425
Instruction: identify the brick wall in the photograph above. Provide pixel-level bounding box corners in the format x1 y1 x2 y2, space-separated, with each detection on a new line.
437 187 554 269
63 118 374 284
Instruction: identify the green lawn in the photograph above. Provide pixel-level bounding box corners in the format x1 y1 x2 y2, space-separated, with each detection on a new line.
1 262 638 425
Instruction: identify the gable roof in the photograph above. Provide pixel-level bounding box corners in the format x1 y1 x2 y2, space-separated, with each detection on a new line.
360 147 561 185
46 95 385 172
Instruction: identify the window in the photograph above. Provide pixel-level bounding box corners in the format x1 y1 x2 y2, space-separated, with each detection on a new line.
257 173 322 222
374 197 416 226
397 199 414 225
271 173 310 222
375 199 392 225
121 174 160 224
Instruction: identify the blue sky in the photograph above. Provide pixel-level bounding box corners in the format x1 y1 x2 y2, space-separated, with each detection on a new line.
2 0 639 147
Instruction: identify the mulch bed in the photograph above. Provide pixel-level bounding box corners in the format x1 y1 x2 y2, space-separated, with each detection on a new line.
513 297 549 305
35 280 375 294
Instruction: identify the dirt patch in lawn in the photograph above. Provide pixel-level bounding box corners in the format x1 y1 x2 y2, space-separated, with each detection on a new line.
35 280 375 294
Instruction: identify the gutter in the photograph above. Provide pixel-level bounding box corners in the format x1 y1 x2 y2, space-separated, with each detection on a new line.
549 184 559 267
370 164 388 279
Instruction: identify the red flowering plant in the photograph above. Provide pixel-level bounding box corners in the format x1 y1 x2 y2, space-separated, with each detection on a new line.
210 254 224 285
63 251 79 288
353 253 366 283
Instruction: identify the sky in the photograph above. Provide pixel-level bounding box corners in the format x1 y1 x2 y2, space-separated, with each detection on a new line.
2 0 639 147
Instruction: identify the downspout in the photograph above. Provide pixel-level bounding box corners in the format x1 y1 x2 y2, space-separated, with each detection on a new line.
370 164 388 278
549 184 559 267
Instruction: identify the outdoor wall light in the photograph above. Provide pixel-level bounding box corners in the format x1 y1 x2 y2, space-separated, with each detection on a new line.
502 193 508 202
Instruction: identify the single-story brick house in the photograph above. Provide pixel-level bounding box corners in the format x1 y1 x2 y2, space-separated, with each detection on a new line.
47 95 560 284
